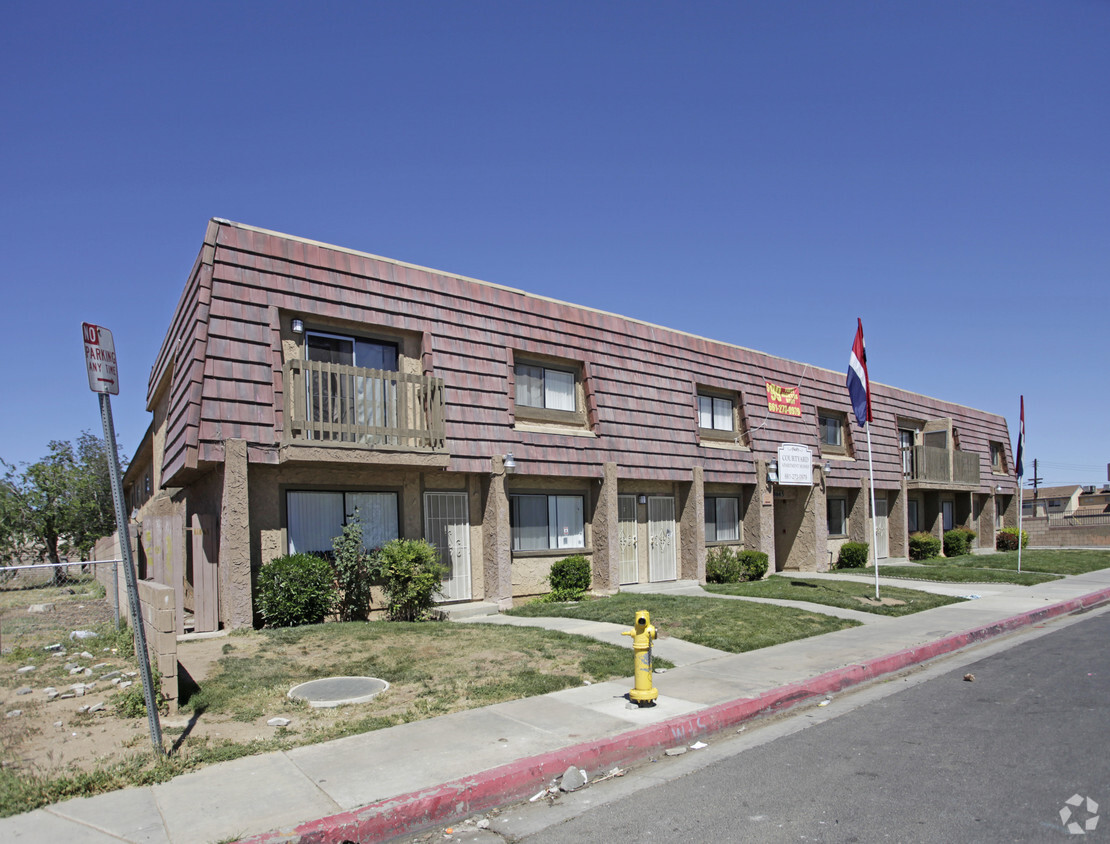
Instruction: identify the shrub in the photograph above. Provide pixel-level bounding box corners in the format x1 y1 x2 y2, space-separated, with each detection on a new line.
737 550 769 581
256 553 336 628
836 542 869 569
545 555 591 601
706 547 742 583
331 514 376 622
706 547 768 582
113 668 167 718
943 528 977 557
996 527 1029 551
909 532 942 560
371 538 447 621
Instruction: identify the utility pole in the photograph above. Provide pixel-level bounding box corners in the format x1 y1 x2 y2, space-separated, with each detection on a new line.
1028 458 1044 498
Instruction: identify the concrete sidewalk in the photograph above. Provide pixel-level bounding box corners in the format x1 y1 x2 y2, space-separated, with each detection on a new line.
5 569 1110 844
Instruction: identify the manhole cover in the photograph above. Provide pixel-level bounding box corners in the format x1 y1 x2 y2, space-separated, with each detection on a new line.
288 677 390 708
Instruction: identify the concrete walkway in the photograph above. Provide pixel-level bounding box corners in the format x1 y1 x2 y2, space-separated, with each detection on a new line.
5 568 1110 844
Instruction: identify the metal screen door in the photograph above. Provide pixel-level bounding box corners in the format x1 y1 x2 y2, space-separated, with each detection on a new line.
424 492 471 602
874 496 889 559
648 496 677 582
618 495 639 585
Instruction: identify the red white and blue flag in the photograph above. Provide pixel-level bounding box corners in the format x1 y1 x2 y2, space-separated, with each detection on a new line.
1015 396 1025 478
847 318 871 428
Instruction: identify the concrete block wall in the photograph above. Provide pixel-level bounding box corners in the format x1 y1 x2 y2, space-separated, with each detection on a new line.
136 579 179 713
1023 517 1110 548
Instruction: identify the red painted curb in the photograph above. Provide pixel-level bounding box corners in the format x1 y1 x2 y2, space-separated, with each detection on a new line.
241 586 1110 844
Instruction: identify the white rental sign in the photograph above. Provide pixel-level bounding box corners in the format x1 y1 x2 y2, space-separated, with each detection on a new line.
777 443 813 486
83 322 119 395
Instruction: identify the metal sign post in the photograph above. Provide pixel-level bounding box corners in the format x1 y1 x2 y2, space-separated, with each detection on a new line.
82 323 163 758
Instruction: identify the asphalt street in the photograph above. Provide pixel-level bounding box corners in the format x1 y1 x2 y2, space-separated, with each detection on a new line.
491 605 1110 843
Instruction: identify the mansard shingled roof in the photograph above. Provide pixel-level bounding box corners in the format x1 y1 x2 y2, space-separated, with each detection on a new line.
150 219 1015 492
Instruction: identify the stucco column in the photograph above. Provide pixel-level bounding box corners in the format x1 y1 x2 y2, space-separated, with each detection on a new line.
678 466 705 582
591 462 620 594
745 461 776 574
813 465 829 571
482 456 513 611
218 438 253 629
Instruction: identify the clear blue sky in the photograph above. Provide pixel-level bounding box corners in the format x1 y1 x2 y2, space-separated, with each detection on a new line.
2 1 1107 488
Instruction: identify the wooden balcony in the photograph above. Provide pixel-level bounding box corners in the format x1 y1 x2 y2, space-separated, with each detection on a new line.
903 445 981 488
283 359 447 453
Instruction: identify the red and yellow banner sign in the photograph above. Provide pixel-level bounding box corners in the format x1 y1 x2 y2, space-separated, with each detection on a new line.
766 381 802 417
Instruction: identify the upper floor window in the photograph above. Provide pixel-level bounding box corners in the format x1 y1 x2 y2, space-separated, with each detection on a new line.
306 331 397 371
990 442 1006 473
818 410 849 455
698 394 733 431
515 362 576 412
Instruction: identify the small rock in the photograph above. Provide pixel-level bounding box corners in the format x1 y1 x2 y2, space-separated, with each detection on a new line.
118 681 133 689
83 668 93 677
664 746 688 757
101 670 121 681
92 663 111 671
16 686 32 696
28 604 55 613
560 765 588 792
86 702 106 713
69 631 96 641
60 693 76 700
44 688 58 699
17 665 36 674
5 710 22 719
64 663 79 671
963 673 975 682
69 667 85 676
53 721 64 728
267 717 292 727
80 651 94 660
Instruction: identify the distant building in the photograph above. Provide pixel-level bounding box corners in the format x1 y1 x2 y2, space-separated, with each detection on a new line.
1022 485 1083 518
124 220 1020 631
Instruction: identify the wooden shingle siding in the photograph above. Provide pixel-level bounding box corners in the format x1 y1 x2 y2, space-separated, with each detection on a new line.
150 220 1013 493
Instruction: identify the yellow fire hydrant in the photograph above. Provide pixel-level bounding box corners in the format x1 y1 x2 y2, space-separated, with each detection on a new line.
622 610 658 706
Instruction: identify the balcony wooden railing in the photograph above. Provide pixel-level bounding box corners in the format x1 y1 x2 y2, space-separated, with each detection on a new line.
903 445 981 487
284 359 446 451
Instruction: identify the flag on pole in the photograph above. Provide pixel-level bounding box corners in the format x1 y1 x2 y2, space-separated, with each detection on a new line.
1015 395 1025 478
847 318 871 428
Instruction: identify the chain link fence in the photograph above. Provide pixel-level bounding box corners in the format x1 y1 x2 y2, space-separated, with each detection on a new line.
0 560 122 654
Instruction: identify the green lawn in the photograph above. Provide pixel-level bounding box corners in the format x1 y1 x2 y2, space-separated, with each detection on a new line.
507 591 859 653
920 549 1110 576
835 565 1059 585
703 576 964 615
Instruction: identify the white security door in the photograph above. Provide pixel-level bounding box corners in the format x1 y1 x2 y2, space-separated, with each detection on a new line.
424 492 471 602
874 495 889 559
648 496 677 582
618 495 639 585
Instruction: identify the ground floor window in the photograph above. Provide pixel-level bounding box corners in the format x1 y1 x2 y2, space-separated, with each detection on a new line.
511 494 584 551
827 496 848 536
705 496 740 542
908 499 920 533
942 500 955 531
287 490 399 554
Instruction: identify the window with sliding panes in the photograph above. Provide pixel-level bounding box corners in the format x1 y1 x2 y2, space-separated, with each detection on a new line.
510 494 585 551
515 363 576 412
704 496 740 542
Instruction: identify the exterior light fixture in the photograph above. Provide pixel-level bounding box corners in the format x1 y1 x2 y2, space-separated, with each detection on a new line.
996 484 1003 493
503 453 516 474
824 461 833 475
638 494 647 505
768 459 779 483
291 318 304 334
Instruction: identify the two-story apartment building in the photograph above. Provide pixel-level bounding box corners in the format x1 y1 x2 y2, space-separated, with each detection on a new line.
125 219 1020 631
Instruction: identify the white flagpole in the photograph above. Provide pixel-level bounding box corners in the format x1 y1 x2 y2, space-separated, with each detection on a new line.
1017 480 1024 574
866 422 880 600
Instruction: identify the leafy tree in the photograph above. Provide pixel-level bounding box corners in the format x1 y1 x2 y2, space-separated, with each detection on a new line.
0 432 121 583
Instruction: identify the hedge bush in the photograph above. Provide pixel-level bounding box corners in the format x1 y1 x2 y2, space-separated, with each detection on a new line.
996 527 1029 551
331 516 376 622
706 547 769 583
547 555 592 600
836 541 869 569
909 532 942 560
371 538 447 621
256 553 336 628
943 528 977 557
